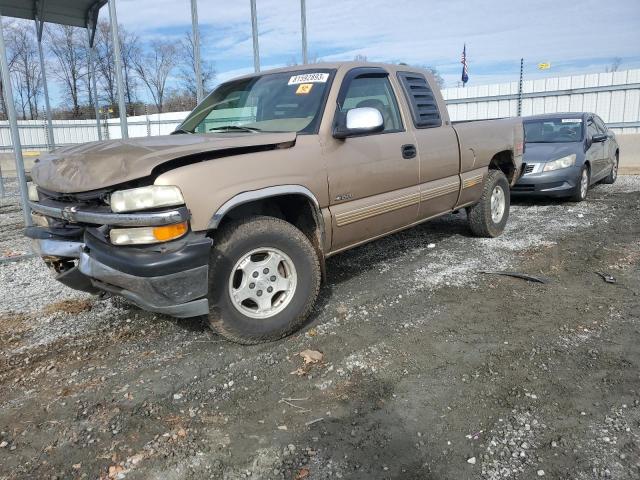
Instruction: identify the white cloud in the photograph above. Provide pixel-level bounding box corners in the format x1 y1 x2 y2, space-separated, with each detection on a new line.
100 0 640 87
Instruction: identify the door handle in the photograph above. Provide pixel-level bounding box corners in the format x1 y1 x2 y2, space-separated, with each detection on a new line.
402 144 417 159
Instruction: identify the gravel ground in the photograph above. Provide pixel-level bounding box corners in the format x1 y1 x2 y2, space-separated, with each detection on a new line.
0 176 639 479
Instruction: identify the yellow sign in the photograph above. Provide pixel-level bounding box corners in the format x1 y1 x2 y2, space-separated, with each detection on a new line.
296 83 313 95
538 62 551 70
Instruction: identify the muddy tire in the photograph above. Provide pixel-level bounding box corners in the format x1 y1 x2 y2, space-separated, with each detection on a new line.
467 170 510 238
207 216 320 344
601 153 618 184
570 165 590 202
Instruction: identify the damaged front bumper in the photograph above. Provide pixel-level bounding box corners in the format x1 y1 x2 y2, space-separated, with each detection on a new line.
27 227 212 318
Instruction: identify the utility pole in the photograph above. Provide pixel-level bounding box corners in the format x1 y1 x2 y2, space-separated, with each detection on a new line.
108 0 129 139
250 0 260 72
190 0 204 103
517 58 524 117
0 14 31 225
300 0 308 64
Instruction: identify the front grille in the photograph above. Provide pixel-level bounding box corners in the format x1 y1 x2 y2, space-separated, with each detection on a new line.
523 164 535 174
37 187 111 208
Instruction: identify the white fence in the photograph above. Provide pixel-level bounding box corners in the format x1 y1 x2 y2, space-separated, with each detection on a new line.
2 68 640 151
0 111 189 151
442 69 640 134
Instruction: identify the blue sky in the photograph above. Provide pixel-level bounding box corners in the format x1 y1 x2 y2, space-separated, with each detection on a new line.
100 0 638 98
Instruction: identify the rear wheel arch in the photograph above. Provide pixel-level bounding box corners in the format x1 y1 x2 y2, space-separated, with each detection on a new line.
488 150 516 185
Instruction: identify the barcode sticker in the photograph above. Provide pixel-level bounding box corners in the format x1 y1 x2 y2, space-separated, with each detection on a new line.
288 73 329 85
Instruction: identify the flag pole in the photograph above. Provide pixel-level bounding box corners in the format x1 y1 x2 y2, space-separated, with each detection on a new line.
517 58 524 116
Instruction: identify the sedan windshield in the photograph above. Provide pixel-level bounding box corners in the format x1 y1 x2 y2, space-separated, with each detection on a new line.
524 118 583 143
177 70 334 134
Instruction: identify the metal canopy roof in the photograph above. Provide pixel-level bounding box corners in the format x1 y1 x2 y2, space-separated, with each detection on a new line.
0 0 106 28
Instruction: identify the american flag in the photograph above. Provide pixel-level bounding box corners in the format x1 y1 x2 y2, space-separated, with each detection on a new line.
461 44 469 86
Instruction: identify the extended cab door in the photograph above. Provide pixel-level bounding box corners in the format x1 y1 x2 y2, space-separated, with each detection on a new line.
324 67 419 252
396 71 461 219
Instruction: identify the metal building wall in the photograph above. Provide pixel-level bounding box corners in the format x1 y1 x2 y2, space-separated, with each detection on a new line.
442 69 640 134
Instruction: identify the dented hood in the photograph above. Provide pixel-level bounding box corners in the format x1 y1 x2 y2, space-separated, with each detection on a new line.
31 131 297 193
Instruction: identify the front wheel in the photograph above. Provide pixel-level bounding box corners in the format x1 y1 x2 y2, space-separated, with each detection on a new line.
207 216 321 344
570 165 590 202
467 170 510 238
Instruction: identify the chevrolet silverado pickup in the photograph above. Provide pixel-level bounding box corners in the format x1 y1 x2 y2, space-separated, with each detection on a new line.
27 62 523 344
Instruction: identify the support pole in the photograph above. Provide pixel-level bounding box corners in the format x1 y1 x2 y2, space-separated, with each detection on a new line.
190 0 204 104
0 15 32 225
108 0 129 139
250 0 260 72
300 0 308 64
34 18 55 151
86 23 102 141
517 58 524 117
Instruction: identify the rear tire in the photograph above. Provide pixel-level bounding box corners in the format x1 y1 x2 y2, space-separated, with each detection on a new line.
207 216 321 344
601 153 618 184
570 165 590 202
467 170 510 238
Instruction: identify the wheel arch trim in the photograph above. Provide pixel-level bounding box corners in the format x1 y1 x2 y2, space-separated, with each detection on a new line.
208 185 323 230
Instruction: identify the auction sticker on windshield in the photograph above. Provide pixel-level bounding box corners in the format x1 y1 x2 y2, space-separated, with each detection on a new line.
288 73 330 85
561 118 582 123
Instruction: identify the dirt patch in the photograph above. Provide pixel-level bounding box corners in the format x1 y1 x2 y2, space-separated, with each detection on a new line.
43 298 94 316
0 177 639 479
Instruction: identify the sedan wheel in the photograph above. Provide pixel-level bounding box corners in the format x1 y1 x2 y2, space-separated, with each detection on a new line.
571 165 590 202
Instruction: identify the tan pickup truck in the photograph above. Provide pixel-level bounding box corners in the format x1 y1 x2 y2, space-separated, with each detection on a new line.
27 62 523 344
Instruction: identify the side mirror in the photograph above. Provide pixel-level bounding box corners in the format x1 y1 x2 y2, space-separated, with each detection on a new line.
592 133 607 143
333 107 384 139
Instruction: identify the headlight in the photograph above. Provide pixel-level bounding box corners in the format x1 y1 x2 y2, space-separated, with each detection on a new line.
28 182 39 202
110 185 184 213
110 221 188 245
543 154 576 172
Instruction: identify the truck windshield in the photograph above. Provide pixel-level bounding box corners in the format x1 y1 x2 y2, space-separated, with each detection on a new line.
177 70 334 134
524 118 583 143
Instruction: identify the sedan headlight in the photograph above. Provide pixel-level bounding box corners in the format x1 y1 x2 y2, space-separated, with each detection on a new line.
543 154 576 172
28 182 39 202
110 185 184 213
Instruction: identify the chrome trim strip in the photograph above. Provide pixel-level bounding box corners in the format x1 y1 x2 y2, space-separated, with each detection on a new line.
31 238 84 258
29 201 188 226
209 185 321 229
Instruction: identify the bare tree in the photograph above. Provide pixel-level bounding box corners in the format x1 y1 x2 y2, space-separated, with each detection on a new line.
0 20 20 120
397 61 445 88
177 31 215 102
9 23 43 119
424 66 445 88
287 52 321 66
47 25 87 117
94 20 139 111
133 40 178 113
606 57 622 73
